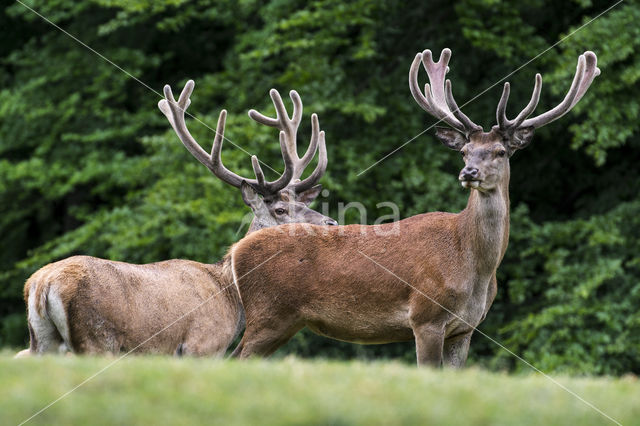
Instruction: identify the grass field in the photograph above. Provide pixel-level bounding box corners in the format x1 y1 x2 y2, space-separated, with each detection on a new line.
1 353 638 425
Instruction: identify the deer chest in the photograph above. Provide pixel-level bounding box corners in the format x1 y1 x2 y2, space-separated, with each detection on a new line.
445 275 493 337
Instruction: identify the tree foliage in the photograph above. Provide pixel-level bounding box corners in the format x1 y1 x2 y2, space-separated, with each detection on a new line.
1 0 638 375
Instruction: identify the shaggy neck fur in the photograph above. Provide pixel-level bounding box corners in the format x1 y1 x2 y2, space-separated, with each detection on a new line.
459 165 510 274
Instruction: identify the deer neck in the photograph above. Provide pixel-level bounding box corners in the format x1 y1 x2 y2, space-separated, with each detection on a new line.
459 172 510 274
247 218 261 234
246 215 279 235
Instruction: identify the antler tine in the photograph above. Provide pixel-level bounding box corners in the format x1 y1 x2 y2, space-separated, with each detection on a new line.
264 131 296 193
444 80 482 132
160 80 296 194
294 129 327 193
496 82 511 129
409 49 481 134
297 113 320 171
251 156 265 187
409 52 459 128
241 132 297 195
159 81 197 150
206 110 261 188
249 89 324 183
158 84 193 130
572 51 600 106
289 90 303 130
409 54 435 115
248 89 298 154
421 49 451 109
209 126 294 195
510 73 542 128
520 52 600 129
496 76 541 130
246 109 279 127
248 89 298 131
160 81 258 188
277 89 303 159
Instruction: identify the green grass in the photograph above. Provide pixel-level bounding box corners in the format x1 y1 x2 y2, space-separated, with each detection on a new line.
1 353 638 425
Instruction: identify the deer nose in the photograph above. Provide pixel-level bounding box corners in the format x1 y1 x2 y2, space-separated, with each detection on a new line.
324 218 338 226
460 167 479 181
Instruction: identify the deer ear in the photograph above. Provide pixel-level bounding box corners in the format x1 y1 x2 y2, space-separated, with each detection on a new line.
240 181 263 209
509 126 535 151
296 184 322 206
435 127 467 151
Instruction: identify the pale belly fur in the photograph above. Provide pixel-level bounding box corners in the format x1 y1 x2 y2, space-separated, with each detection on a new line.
302 275 493 344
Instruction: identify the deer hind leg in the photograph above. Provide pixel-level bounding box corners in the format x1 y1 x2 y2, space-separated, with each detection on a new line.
232 319 302 359
27 308 65 354
26 288 69 354
230 340 244 358
443 331 473 368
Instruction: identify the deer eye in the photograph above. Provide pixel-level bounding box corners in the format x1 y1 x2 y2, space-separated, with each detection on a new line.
275 208 286 215
496 150 506 157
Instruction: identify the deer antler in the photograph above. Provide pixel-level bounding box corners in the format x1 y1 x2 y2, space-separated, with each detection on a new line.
248 89 327 193
496 51 600 131
409 48 482 135
158 80 295 195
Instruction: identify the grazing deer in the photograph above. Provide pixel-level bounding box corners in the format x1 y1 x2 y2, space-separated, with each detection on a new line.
16 81 336 357
230 49 599 366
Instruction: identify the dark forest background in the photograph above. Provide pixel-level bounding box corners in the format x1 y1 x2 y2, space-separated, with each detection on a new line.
1 0 638 375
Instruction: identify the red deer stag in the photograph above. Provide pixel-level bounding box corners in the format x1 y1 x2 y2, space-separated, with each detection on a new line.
230 49 599 366
16 80 336 357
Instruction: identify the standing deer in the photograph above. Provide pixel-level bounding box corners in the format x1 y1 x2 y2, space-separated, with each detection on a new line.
230 49 599 366
16 80 336 357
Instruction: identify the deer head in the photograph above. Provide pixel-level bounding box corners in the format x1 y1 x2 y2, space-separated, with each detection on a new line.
158 81 337 232
410 49 600 193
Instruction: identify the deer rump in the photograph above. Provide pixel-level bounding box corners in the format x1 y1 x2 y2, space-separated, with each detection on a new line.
24 256 242 356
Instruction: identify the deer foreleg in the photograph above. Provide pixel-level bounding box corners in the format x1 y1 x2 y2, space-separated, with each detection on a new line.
412 323 445 367
443 331 473 368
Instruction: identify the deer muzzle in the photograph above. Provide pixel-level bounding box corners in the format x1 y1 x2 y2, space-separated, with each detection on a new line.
459 167 481 188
